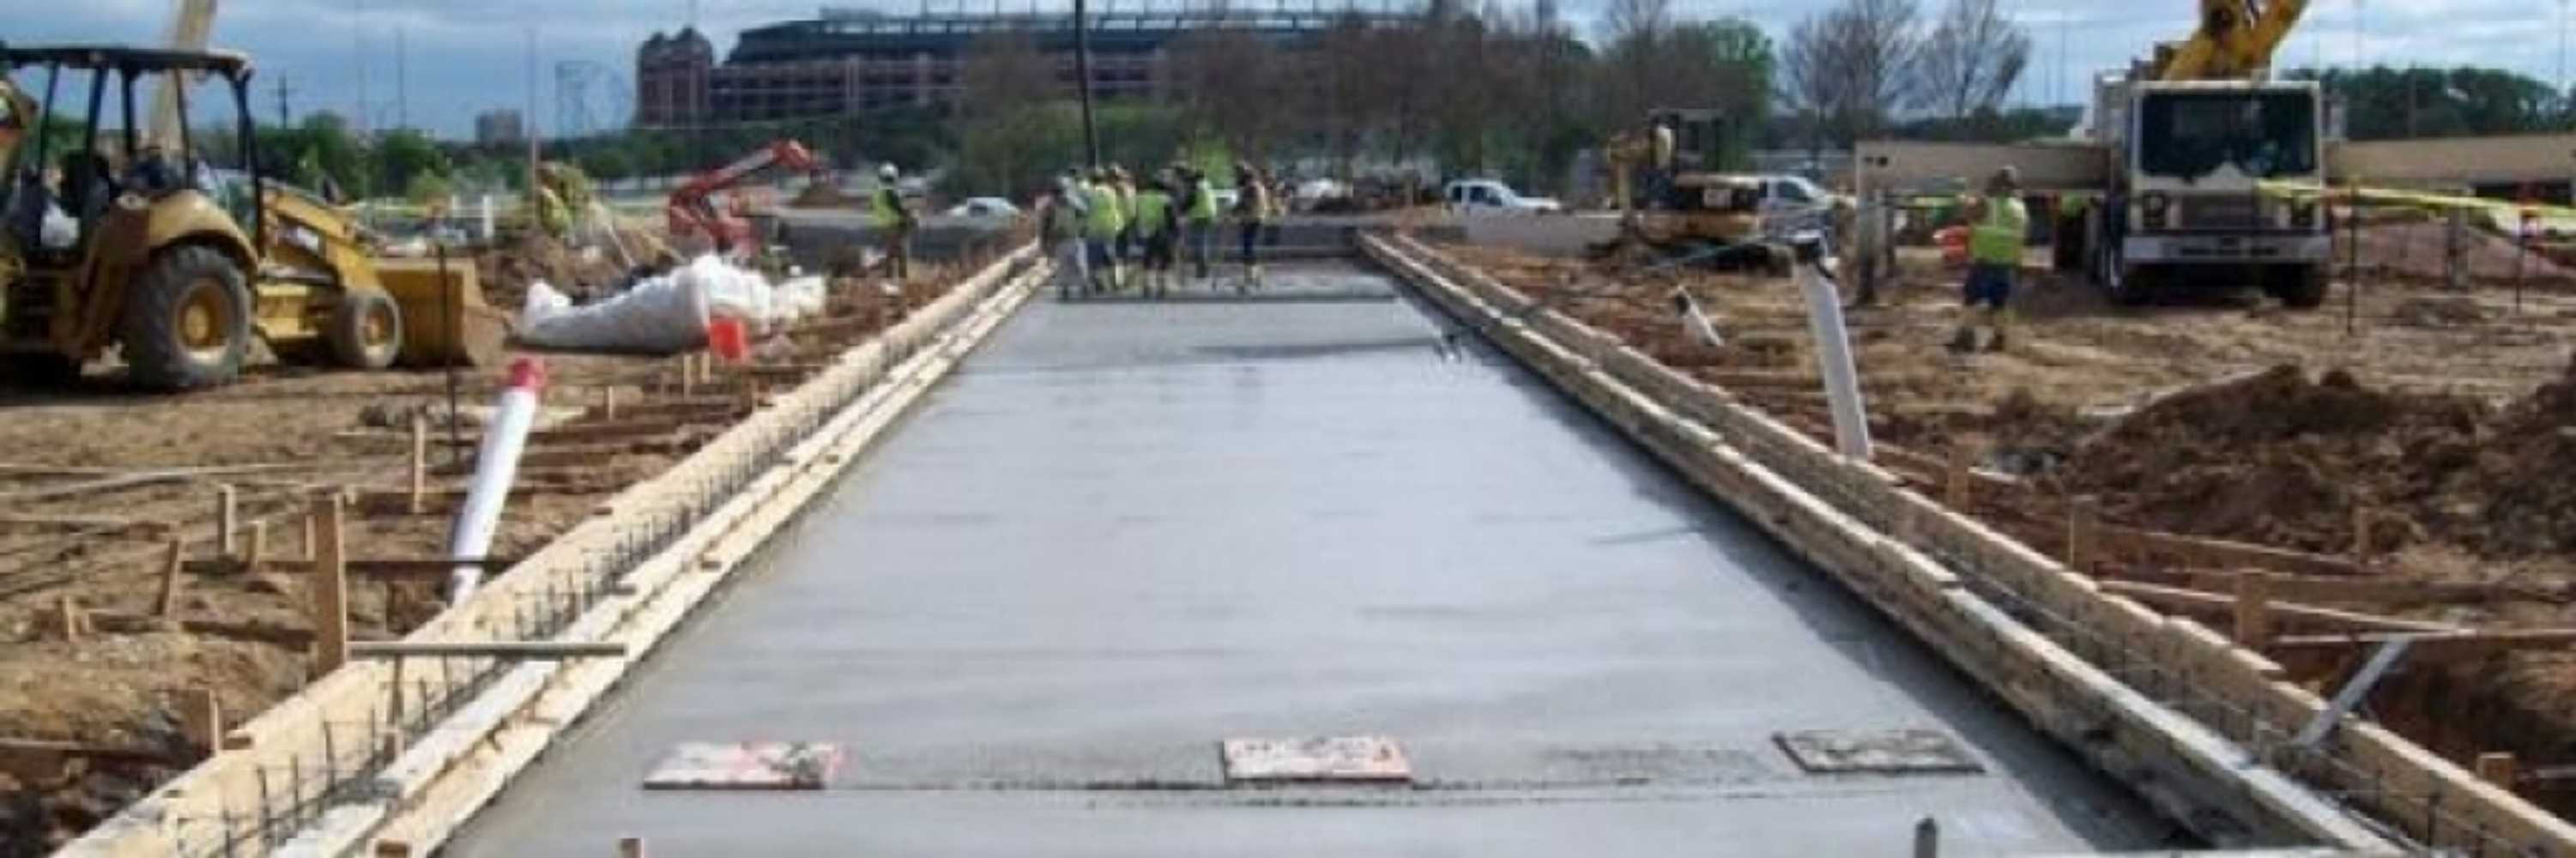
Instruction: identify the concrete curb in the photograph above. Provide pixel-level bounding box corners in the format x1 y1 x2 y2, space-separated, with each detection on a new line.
1362 233 2422 854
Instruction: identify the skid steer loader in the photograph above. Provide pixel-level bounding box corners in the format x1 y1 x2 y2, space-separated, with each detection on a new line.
0 45 504 390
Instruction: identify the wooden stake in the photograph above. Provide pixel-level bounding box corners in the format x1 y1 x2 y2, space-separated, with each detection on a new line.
244 521 266 571
177 687 221 758
2234 571 2274 648
155 537 185 618
2065 498 2095 573
1944 444 1971 509
215 484 239 558
602 385 620 420
409 412 430 516
2351 505 2373 564
310 493 350 674
680 355 696 398
616 836 646 858
304 512 317 562
53 595 83 642
2476 752 2517 790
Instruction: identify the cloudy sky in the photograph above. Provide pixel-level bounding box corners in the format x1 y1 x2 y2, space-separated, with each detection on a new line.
12 0 2570 139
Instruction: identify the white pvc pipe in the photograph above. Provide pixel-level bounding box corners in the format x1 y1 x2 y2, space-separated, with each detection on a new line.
1789 236 1872 460
1672 288 1725 348
449 358 546 602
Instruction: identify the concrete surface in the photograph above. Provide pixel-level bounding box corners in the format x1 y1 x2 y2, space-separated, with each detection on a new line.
449 261 2174 856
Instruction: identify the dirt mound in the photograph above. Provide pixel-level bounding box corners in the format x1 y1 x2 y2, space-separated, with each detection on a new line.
789 182 855 208
2478 356 2576 554
2055 366 2486 553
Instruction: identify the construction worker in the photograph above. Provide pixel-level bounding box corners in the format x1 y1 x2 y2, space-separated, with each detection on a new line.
1182 164 1219 281
1231 161 1272 293
1109 165 1139 277
873 163 918 281
1047 168 1091 299
1083 166 1128 293
1952 166 2029 353
1134 171 1179 298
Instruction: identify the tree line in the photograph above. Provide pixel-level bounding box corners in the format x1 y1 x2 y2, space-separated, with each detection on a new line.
92 0 2573 205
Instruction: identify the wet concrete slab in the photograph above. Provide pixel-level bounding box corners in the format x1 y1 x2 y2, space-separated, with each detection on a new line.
450 260 2174 855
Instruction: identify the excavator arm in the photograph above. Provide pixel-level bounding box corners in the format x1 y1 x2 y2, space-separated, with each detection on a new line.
2157 0 2308 81
667 140 821 257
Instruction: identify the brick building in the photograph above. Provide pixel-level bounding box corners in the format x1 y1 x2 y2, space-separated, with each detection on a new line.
634 7 1412 128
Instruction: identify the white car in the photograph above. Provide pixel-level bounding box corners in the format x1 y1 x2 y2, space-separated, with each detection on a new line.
942 196 1021 219
1443 178 1561 214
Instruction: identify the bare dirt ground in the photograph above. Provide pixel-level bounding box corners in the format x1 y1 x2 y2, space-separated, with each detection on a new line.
1440 232 2576 818
0 244 996 855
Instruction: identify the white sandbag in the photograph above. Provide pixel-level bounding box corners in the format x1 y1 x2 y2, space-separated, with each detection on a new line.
516 272 711 353
515 255 829 353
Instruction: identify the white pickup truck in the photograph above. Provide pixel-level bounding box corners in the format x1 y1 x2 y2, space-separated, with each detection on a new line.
1443 178 1562 214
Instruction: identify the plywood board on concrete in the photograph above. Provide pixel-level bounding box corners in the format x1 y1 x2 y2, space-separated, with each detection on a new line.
642 742 844 791
1220 737 1412 784
1775 729 1985 776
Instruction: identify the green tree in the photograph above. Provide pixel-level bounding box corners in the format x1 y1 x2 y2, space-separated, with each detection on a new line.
372 128 450 198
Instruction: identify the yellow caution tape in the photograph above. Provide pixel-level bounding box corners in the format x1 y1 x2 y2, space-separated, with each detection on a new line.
2259 179 2576 228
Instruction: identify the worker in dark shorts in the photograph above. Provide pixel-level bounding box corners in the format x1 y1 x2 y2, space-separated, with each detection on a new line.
1951 166 2028 353
1134 170 1180 298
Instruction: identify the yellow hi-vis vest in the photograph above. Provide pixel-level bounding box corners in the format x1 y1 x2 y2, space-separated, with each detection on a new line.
1970 196 2029 266
1134 190 1171 239
1085 184 1126 239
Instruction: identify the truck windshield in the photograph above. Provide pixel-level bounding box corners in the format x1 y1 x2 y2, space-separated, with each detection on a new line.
2137 91 2316 182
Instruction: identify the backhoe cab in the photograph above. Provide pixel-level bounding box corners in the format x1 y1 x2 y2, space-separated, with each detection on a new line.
0 45 486 390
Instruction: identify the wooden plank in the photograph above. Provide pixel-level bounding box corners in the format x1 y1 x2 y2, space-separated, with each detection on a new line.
2097 580 2458 634
180 556 519 577
2125 567 2562 606
2095 523 2367 578
311 495 348 673
2268 629 2576 660
348 641 627 660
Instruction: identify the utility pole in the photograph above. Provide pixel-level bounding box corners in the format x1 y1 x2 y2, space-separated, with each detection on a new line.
396 26 408 131
525 27 540 196
273 76 293 129
1075 0 1100 167
354 0 368 137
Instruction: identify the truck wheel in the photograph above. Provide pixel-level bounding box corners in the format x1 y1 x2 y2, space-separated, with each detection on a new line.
2269 264 2329 309
1 353 83 387
326 288 404 369
121 245 251 390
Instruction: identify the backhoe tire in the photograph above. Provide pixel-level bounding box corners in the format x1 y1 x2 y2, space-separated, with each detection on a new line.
326 288 403 370
1 353 83 387
121 245 251 391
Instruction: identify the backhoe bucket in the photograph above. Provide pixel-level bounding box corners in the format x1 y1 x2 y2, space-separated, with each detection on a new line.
376 258 511 368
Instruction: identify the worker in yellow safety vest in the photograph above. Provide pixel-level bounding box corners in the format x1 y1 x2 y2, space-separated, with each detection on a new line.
1083 166 1128 293
1231 161 1272 293
1109 165 1139 274
1181 164 1219 281
1952 166 2029 353
1134 171 1179 298
873 163 918 281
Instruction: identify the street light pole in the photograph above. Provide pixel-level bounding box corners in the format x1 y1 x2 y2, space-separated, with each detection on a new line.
1074 0 1101 168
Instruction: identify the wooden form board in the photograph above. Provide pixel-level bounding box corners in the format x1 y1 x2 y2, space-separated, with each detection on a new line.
61 245 1044 858
1365 233 2576 854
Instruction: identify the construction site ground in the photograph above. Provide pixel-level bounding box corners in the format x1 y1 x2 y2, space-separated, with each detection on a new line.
0 246 990 855
1440 229 2576 817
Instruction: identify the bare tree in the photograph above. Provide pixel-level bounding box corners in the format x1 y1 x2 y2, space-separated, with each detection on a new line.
1777 0 1922 148
1915 0 2031 119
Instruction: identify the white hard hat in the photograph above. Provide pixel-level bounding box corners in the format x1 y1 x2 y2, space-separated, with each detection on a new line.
879 163 899 180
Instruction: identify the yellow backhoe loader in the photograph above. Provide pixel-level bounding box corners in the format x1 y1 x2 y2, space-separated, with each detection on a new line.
0 45 503 390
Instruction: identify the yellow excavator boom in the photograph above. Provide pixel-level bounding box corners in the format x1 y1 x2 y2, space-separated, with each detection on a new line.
2157 0 2309 81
